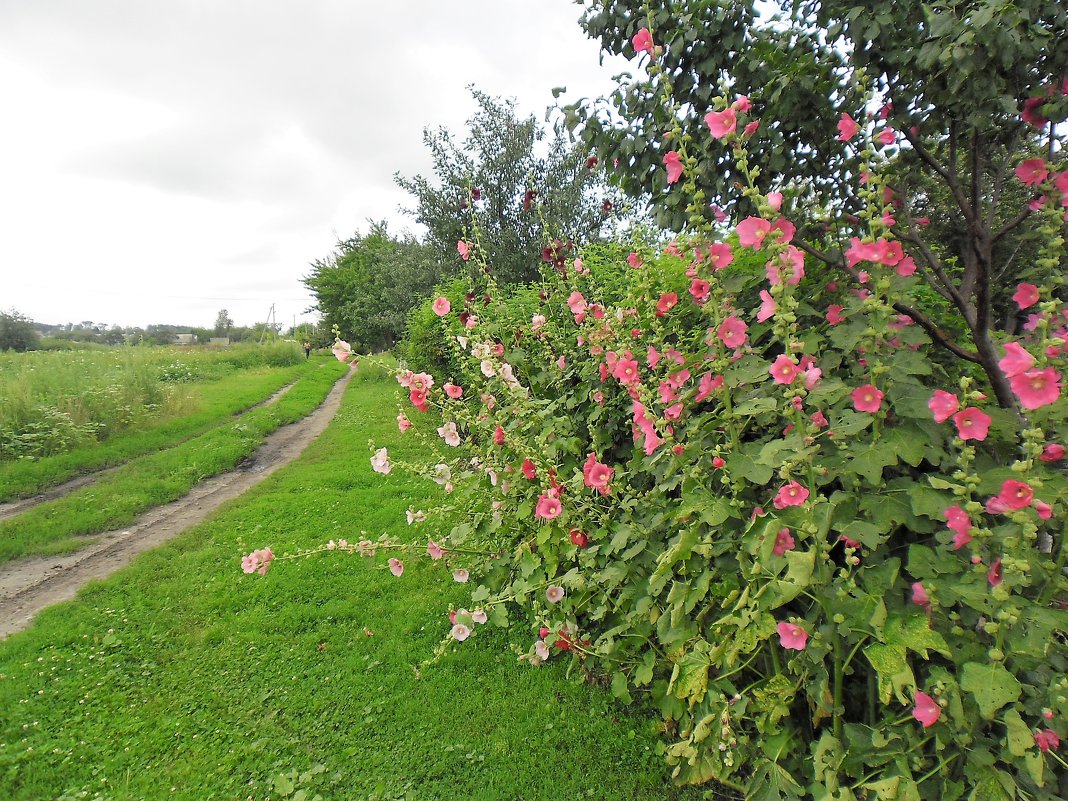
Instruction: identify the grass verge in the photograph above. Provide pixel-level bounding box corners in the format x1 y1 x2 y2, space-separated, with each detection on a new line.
0 360 349 563
0 363 313 503
0 361 702 801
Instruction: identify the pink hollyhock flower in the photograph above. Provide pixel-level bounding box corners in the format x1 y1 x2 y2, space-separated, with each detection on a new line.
408 388 429 412
952 407 992 441
689 278 711 303
736 216 771 249
612 358 641 385
896 256 918 276
397 413 412 432
647 346 661 368
877 127 896 146
811 410 829 428
742 120 760 137
733 95 752 112
1034 500 1052 520
717 316 748 349
632 27 655 57
776 621 808 650
695 373 722 402
370 447 392 475
388 558 404 577
427 540 445 560
583 453 614 495
545 585 565 604
712 456 726 469
1022 96 1049 128
432 297 451 316
928 390 959 422
452 568 469 583
627 251 643 269
705 107 738 139
770 354 801 385
707 242 733 270
845 237 881 267
493 425 505 446
773 528 795 556
1015 159 1048 186
997 479 1034 510
1035 729 1061 752
656 291 679 316
457 240 470 261
567 291 587 315
944 505 972 549
663 150 684 184
770 217 796 244
443 382 463 399
988 557 1003 587
1010 367 1062 409
911 581 930 609
536 494 563 520
241 547 275 576
1013 283 1040 309
757 290 777 322
521 458 537 480
999 342 1035 377
912 691 941 728
826 305 846 325
774 480 809 509
471 609 487 624
837 113 860 141
437 421 461 447
851 384 885 413
569 529 589 547
1040 443 1065 462
451 623 471 642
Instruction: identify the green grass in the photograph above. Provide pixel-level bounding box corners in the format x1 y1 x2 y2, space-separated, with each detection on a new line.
0 360 350 564
0 362 702 801
0 363 308 502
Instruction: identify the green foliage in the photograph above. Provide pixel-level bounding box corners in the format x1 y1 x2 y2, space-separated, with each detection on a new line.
396 88 618 285
0 309 40 352
371 198 1067 797
303 222 441 352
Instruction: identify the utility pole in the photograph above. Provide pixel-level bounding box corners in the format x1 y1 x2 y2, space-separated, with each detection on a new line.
259 303 276 345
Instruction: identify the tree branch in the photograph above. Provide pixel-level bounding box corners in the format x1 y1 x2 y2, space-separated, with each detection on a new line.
891 301 982 363
902 127 976 226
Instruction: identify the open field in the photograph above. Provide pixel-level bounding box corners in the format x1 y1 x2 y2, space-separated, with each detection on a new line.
0 345 309 498
0 363 698 801
0 358 349 564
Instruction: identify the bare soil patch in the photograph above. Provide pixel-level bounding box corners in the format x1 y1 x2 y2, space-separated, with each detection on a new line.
0 369 352 638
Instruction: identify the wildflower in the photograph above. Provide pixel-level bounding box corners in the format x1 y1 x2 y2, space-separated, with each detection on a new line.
773 528 795 557
999 342 1035 377
996 479 1034 510
952 407 991 441
837 113 859 141
663 151 683 184
535 494 562 520
705 107 738 139
427 540 445 560
851 384 884 413
241 547 275 576
774 481 809 509
370 448 391 475
583 453 614 495
988 558 1003 587
717 316 748 349
1014 159 1048 187
436 421 461 447
1039 443 1065 462
331 340 353 363
912 691 941 728
432 297 451 316
1034 729 1060 752
757 290 776 322
928 390 959 422
452 569 469 583
471 609 488 624
776 621 808 650
546 585 565 604
451 623 471 642
1010 367 1062 409
569 529 589 547
656 291 678 316
769 354 801 385
388 558 404 577
826 305 846 326
397 413 412 432
443 383 463 399
944 506 972 549
631 27 655 57
736 216 771 248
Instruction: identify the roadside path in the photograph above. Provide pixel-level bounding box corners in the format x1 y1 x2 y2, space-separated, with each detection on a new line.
0 381 297 523
0 367 353 638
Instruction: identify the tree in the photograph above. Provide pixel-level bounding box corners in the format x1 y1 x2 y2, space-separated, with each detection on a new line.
565 1 1067 407
0 309 39 352
214 309 233 337
396 88 619 285
303 223 441 352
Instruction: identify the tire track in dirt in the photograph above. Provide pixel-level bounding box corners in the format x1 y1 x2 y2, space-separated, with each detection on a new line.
0 367 353 638
0 381 297 523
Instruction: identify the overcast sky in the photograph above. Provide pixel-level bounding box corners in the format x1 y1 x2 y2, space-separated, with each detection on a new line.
0 1 629 330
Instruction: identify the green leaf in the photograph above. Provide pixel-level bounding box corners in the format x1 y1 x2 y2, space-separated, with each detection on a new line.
960 662 1022 719
611 670 633 704
668 639 712 707
1003 708 1033 758
274 772 295 797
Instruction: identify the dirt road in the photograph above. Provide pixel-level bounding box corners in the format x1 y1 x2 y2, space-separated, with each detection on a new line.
0 367 353 638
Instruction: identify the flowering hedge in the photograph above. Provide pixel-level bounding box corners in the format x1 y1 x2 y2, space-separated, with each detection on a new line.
246 27 1068 801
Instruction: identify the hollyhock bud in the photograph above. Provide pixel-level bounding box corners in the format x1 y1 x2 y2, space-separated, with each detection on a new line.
1039 443 1065 462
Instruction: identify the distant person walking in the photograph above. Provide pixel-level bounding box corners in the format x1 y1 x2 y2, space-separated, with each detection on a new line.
303 341 312 360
